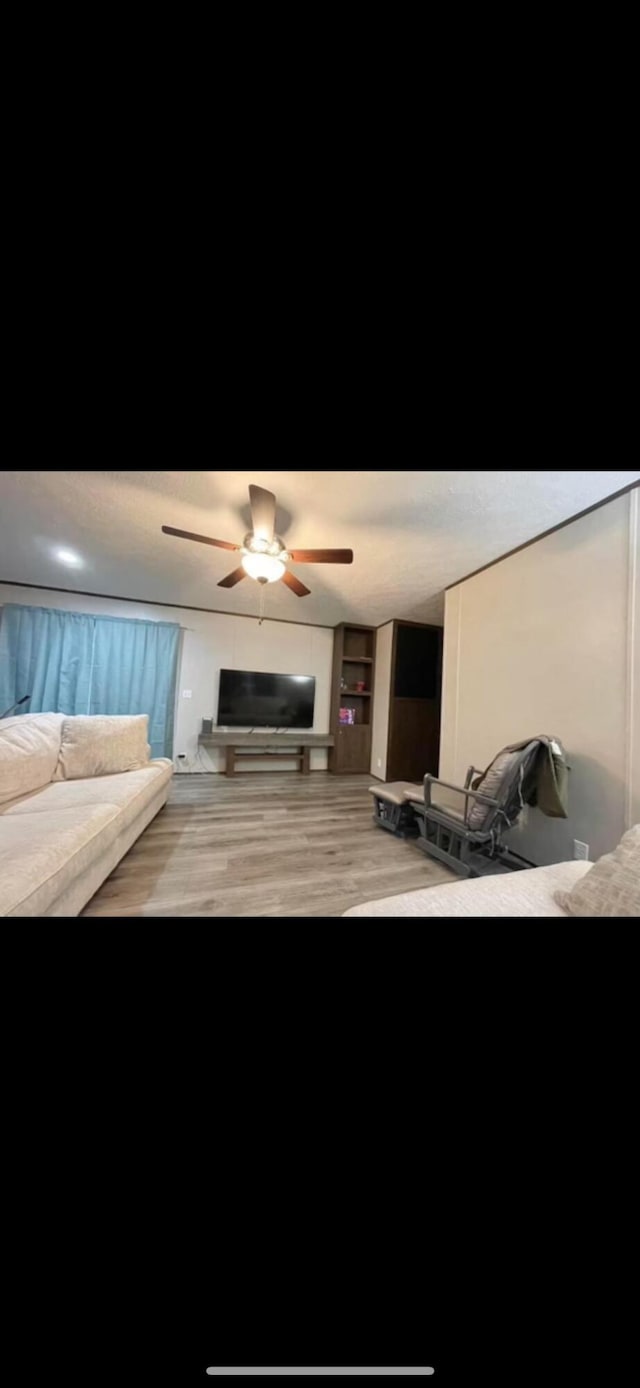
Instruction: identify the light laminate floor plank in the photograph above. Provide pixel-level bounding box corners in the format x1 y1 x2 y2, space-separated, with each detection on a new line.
80 773 455 917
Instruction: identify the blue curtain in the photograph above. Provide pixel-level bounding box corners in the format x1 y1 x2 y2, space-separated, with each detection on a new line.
0 604 181 758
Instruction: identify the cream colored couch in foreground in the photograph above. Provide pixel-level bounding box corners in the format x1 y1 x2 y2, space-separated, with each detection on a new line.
0 713 173 917
342 860 592 917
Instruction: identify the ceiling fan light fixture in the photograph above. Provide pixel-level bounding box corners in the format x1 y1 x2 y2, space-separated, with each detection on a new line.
241 552 286 583
162 482 353 599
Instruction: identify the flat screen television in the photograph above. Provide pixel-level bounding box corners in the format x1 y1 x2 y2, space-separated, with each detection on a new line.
217 669 316 729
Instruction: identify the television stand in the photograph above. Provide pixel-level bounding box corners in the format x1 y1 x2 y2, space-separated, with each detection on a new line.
198 730 335 776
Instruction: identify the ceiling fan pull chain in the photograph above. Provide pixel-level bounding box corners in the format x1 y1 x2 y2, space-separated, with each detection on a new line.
258 583 266 625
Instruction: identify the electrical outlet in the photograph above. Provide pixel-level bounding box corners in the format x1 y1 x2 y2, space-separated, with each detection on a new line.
573 840 589 860
182 689 192 699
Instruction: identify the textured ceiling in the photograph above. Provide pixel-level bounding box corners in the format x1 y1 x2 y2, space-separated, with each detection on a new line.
1 470 638 627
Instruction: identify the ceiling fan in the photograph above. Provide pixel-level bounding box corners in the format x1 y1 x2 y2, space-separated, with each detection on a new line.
161 484 353 598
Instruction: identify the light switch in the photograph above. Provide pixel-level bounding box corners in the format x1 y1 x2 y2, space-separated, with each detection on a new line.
182 689 192 699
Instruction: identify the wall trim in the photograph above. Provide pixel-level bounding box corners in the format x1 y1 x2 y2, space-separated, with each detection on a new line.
0 580 334 631
626 489 638 828
445 478 640 593
374 616 444 630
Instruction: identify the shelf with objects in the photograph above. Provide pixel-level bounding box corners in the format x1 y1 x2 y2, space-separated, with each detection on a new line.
328 623 376 772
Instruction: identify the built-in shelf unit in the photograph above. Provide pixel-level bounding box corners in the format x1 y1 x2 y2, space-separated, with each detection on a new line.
328 623 376 773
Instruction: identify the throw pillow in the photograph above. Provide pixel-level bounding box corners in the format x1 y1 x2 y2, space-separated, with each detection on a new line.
0 713 64 804
54 714 151 780
555 824 640 917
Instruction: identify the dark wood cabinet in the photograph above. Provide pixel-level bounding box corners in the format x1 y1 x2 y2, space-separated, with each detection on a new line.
328 623 376 774
333 723 371 772
385 621 443 783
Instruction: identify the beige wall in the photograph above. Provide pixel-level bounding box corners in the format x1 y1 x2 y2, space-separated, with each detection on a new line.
370 621 393 778
0 585 334 773
440 489 640 864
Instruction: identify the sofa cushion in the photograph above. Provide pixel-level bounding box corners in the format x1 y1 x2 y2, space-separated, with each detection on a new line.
555 823 640 917
1 760 173 834
53 714 151 780
0 802 123 916
0 713 64 804
342 860 591 917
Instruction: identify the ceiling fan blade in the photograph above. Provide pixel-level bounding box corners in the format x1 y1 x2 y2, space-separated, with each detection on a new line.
162 525 238 552
287 548 354 564
281 569 311 597
218 567 248 588
249 485 276 543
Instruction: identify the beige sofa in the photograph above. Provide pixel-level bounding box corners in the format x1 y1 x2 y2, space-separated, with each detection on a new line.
0 713 173 917
342 860 592 916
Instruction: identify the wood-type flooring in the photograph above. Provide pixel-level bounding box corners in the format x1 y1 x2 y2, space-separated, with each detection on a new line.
81 772 455 917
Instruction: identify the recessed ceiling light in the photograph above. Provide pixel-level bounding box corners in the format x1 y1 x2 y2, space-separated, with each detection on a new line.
55 547 83 567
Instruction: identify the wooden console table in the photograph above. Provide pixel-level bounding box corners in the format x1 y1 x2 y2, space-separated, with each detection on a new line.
198 731 335 776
